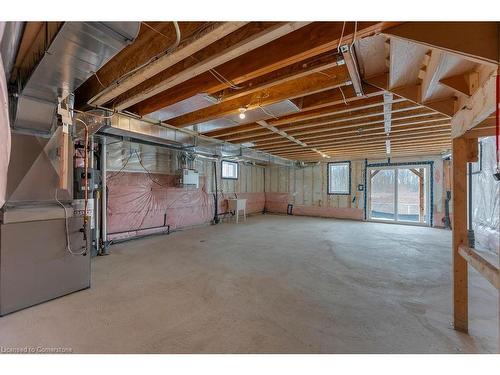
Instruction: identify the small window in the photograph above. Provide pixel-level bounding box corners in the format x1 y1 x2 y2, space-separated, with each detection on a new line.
328 161 351 195
221 160 238 179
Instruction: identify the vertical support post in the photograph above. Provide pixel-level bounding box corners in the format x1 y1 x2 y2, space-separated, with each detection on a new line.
452 136 468 333
59 127 69 190
101 137 108 254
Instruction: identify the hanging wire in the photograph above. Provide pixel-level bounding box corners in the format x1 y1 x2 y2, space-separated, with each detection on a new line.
258 105 279 120
350 21 358 51
141 22 170 39
55 189 87 256
72 108 116 120
91 21 182 103
106 150 134 181
188 54 243 90
337 21 346 53
338 86 348 106
134 150 169 187
93 72 106 88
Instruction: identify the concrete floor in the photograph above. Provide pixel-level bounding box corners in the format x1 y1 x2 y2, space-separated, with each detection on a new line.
0 214 497 353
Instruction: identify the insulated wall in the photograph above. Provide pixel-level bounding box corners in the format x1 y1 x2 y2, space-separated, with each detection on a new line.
265 160 365 220
105 140 265 241
264 155 447 227
471 136 499 254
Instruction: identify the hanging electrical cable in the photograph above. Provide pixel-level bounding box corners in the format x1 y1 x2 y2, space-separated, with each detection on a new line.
75 117 90 256
337 21 346 53
55 189 86 255
133 149 169 187
90 21 182 105
56 108 90 256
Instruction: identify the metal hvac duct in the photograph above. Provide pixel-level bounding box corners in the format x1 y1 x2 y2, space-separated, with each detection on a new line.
5 22 140 204
11 22 140 134
0 22 24 81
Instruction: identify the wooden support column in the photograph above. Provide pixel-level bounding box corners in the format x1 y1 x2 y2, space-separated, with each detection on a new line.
59 127 69 190
452 136 468 333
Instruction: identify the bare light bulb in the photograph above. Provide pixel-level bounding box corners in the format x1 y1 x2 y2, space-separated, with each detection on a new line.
238 107 246 120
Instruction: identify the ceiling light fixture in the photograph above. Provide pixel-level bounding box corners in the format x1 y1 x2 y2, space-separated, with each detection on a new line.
238 107 247 120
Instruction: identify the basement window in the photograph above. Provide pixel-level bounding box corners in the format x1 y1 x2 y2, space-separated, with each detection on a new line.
328 161 351 195
221 160 238 180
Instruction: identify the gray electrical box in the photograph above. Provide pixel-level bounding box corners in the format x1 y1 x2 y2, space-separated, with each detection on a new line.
176 168 199 188
0 213 91 316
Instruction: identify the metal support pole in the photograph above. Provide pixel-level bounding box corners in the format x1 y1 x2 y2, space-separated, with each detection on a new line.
101 137 108 254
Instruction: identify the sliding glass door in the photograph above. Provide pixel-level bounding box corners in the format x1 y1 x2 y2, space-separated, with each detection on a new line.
368 165 430 225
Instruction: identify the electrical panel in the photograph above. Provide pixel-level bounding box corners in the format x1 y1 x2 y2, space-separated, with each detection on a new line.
177 169 199 188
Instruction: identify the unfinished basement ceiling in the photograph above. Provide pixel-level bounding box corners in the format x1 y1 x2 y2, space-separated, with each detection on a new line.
67 21 497 161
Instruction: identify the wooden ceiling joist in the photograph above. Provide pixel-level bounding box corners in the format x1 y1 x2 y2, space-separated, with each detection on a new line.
254 122 451 147
87 22 248 108
297 84 384 112
202 94 392 138
166 65 351 128
273 140 451 157
127 22 396 116
260 131 451 153
439 71 479 97
365 74 457 117
223 109 445 143
208 51 342 103
383 22 499 66
75 21 215 108
112 22 310 111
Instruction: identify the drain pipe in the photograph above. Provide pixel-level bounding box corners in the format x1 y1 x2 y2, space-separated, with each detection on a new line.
100 136 109 254
213 160 220 224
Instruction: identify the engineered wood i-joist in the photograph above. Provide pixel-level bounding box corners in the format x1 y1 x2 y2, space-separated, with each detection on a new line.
129 22 396 116
114 22 310 110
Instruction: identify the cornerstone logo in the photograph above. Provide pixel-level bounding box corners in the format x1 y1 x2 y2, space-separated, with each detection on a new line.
0 346 73 354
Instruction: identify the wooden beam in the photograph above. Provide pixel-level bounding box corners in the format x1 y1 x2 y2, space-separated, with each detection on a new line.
209 51 341 103
226 115 447 145
270 95 403 127
298 84 383 112
225 111 446 143
440 71 479 97
383 22 499 65
451 68 497 138
86 22 247 107
365 74 456 117
59 128 69 190
203 94 392 139
113 22 310 111
452 136 468 333
258 132 451 152
466 138 479 162
74 22 213 109
255 122 451 146
463 116 497 138
261 124 451 149
275 143 451 159
129 22 396 116
167 65 351 128
458 245 500 290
